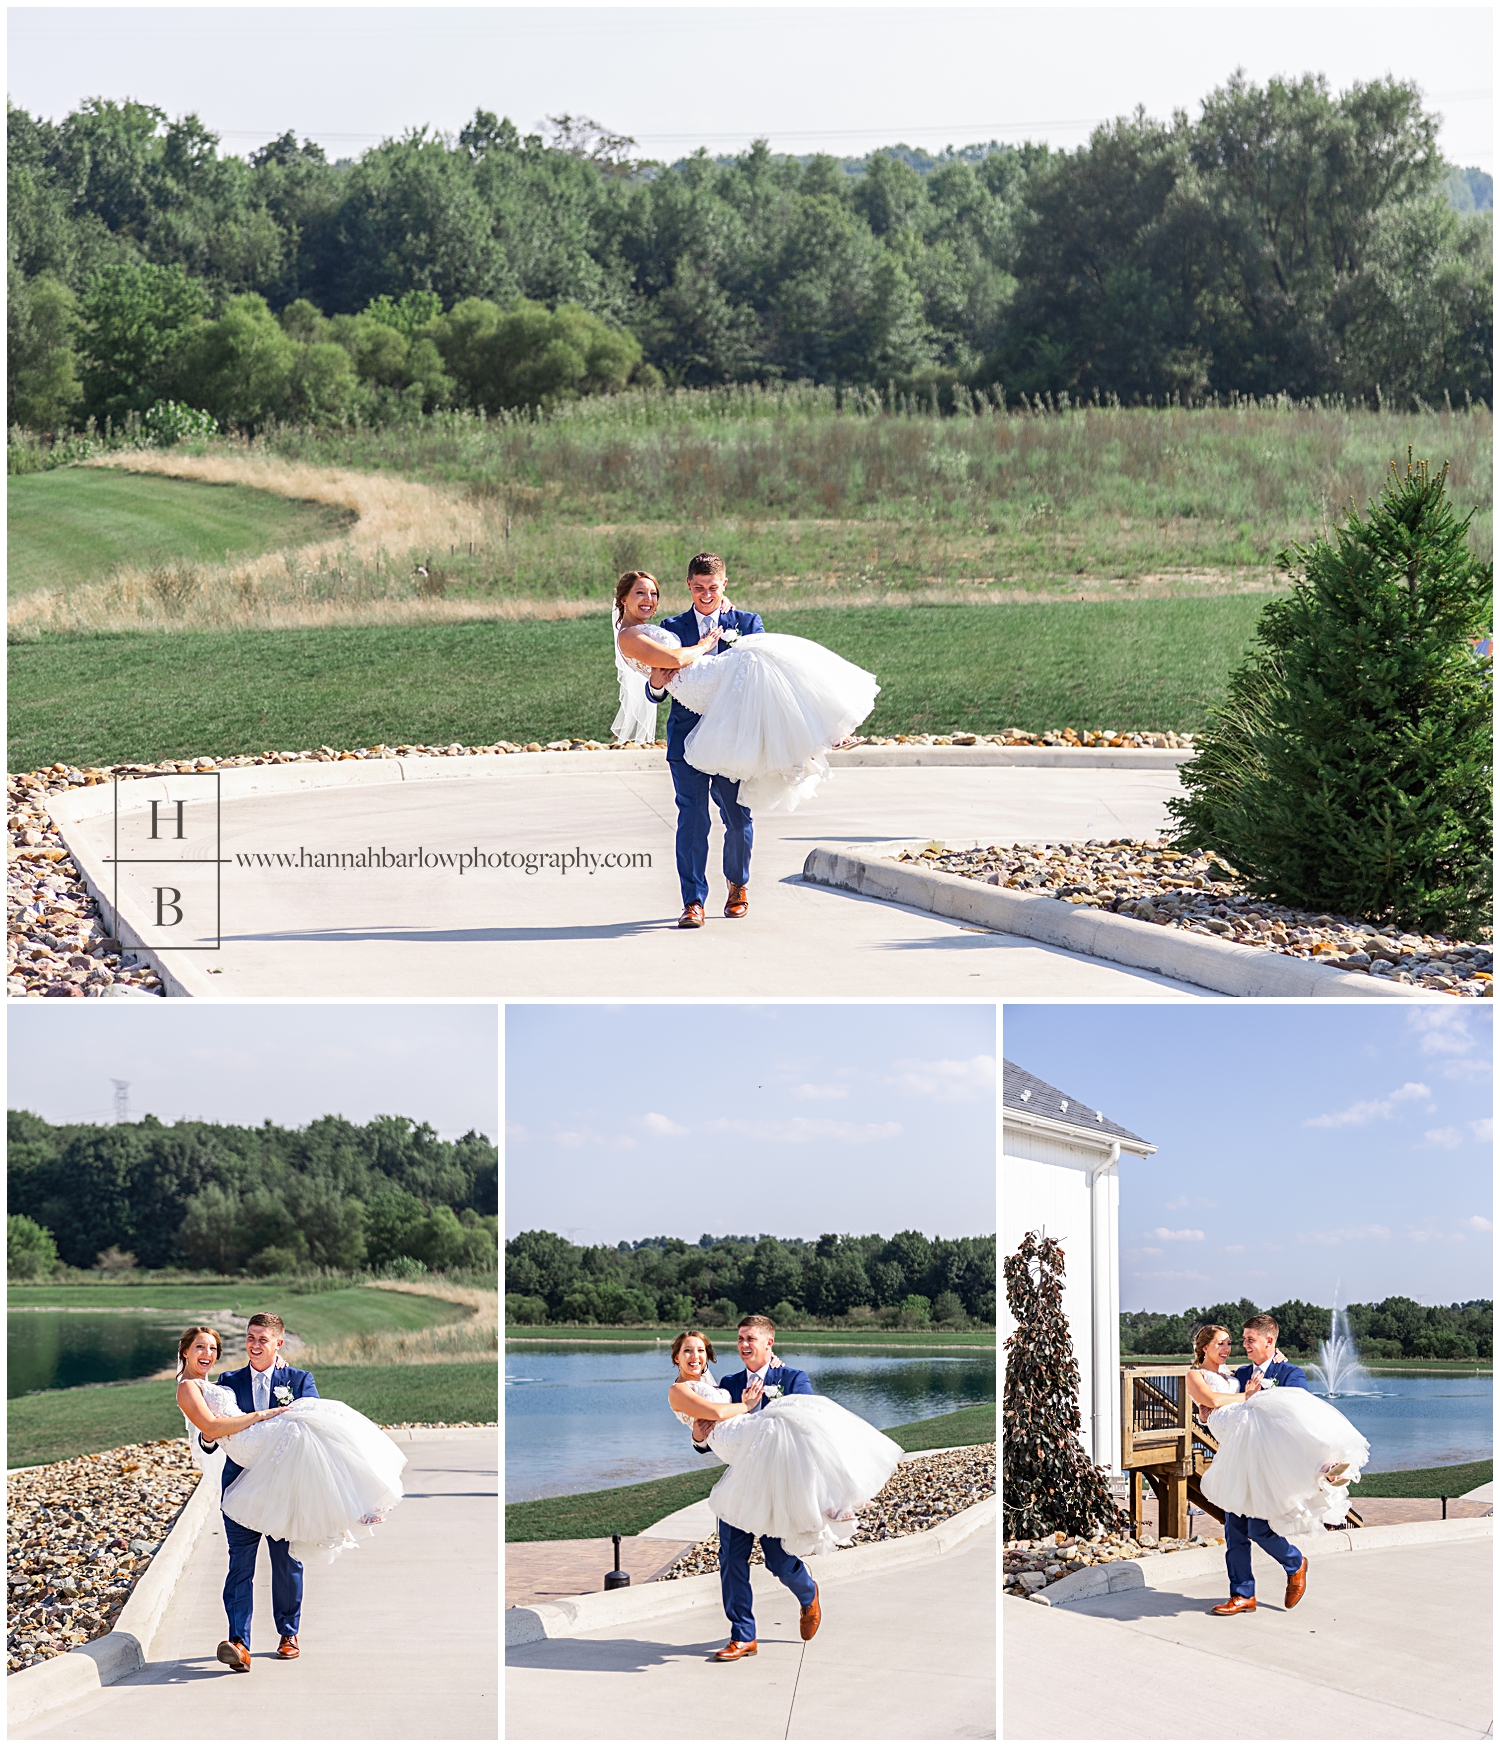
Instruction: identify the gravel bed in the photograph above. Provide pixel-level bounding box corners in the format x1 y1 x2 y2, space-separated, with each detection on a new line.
900 838 1494 997
6 1439 200 1674
6 734 1187 999
1005 1527 1225 1597
655 1443 995 1580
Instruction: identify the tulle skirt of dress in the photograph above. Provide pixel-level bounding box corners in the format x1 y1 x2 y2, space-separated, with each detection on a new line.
667 633 880 813
1200 1387 1370 1539
706 1395 903 1558
220 1399 408 1565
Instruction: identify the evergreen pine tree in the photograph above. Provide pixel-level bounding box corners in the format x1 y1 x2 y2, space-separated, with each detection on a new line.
1003 1230 1125 1542
1170 455 1492 935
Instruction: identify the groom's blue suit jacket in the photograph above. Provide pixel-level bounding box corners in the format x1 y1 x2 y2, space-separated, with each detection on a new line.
719 1362 813 1405
1234 1359 1309 1391
653 607 765 762
210 1361 319 1493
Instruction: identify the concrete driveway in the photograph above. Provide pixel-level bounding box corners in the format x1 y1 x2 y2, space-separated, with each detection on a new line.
1004 1536 1492 1739
57 754 1204 997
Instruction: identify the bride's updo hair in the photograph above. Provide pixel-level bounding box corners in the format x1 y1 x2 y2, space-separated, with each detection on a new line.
177 1325 222 1379
670 1328 716 1367
614 570 659 624
1193 1324 1231 1367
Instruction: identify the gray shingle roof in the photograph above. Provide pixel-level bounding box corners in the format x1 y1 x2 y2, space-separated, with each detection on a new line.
1002 1059 1150 1146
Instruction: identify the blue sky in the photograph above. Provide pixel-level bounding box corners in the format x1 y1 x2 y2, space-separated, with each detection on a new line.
8 8 1491 170
505 1003 995 1244
1004 1003 1493 1311
8 1002 499 1139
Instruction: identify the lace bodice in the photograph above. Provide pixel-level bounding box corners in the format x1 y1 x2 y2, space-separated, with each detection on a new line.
673 1376 730 1426
617 622 684 678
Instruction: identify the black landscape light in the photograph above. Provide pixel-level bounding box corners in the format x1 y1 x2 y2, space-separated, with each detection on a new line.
604 1534 631 1590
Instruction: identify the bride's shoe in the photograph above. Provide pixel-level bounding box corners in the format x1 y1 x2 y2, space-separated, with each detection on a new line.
1319 1462 1351 1486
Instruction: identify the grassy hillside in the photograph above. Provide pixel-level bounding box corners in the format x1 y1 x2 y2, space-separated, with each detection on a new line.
505 1402 995 1541
8 468 352 597
8 596 1266 770
8 1362 497 1468
506 1325 995 1347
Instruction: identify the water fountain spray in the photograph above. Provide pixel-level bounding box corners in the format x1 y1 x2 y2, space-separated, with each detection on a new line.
1307 1285 1373 1397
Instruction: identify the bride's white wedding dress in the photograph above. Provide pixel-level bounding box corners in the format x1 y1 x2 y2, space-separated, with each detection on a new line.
1195 1368 1370 1539
675 1376 903 1558
618 624 880 812
185 1380 407 1565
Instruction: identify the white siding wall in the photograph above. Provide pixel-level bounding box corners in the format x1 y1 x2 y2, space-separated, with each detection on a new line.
1002 1128 1096 1457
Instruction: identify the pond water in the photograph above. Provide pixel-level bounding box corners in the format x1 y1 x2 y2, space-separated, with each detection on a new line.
8 1311 187 1398
504 1342 997 1502
1312 1373 1493 1472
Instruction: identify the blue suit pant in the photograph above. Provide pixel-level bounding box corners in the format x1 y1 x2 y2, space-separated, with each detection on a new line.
718 1521 815 1641
670 759 752 907
1224 1511 1302 1598
222 1511 303 1643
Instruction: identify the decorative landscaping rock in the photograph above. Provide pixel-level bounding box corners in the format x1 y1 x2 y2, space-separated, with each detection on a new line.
1002 1527 1226 1597
655 1443 995 1580
903 838 1493 998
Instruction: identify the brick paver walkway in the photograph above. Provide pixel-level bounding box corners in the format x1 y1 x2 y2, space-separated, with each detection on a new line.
506 1536 694 1609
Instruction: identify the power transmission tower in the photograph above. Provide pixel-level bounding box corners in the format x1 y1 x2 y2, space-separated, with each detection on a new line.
111 1080 131 1124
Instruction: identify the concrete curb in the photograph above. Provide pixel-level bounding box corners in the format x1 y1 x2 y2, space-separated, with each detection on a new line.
801 842 1427 1000
1033 1513 1494 1607
6 1469 218 1729
507 1494 995 1647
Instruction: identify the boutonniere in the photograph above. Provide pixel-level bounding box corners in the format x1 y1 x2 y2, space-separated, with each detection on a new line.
1257 1377 1279 1390
718 627 742 645
761 1383 782 1400
273 1386 294 1406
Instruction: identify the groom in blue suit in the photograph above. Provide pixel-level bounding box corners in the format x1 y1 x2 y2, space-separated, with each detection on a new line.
693 1315 821 1662
209 1314 319 1669
1211 1316 1310 1616
643 553 764 928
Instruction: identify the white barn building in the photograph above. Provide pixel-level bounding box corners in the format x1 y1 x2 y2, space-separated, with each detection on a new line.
1002 1060 1157 1477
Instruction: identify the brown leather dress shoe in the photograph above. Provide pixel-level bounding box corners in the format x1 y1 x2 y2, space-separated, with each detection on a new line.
216 1639 252 1671
1284 1557 1308 1609
800 1585 821 1641
276 1634 300 1659
677 903 705 928
1210 1595 1257 1615
713 1639 757 1661
724 883 749 918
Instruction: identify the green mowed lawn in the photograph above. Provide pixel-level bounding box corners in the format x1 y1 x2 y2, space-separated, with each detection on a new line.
8 1285 472 1345
8 1362 498 1468
506 1326 995 1346
505 1402 995 1541
7 597 1266 770
1349 1458 1492 1498
7 469 353 598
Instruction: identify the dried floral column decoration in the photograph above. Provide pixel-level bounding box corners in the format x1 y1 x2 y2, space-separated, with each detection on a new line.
1003 1228 1124 1542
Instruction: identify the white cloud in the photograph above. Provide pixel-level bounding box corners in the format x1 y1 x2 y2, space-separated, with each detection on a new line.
1441 1057 1493 1084
704 1116 902 1145
1408 1228 1465 1245
1125 1247 1165 1260
887 1054 996 1103
1295 1224 1391 1245
1407 1009 1476 1056
1304 1082 1431 1127
554 1125 638 1151
1148 1227 1205 1242
1421 1126 1465 1150
1466 1215 1493 1232
1223 1244 1247 1253
1164 1196 1189 1210
640 1111 689 1138
1470 1118 1494 1142
1132 1270 1212 1282
793 1082 850 1102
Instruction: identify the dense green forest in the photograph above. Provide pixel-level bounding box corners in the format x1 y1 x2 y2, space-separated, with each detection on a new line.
1121 1296 1493 1361
6 1110 498 1278
505 1228 996 1328
8 71 1492 435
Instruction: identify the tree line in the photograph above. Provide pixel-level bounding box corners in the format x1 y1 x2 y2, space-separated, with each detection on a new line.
1121 1295 1493 1361
6 1110 498 1279
505 1228 996 1329
8 72 1491 434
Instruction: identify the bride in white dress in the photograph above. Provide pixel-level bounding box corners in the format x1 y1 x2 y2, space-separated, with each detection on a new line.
666 1330 903 1558
1186 1325 1370 1539
176 1327 407 1565
613 570 881 813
